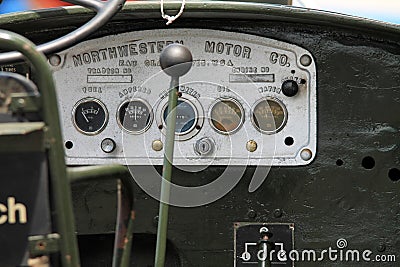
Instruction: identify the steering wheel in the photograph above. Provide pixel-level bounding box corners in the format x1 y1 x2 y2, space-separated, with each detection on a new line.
0 0 126 64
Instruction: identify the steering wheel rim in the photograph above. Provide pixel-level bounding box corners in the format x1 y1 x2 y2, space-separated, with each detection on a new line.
0 0 126 64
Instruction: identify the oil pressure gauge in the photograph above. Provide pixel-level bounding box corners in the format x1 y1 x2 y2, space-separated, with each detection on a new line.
251 98 287 134
72 98 108 135
117 99 153 134
210 98 244 134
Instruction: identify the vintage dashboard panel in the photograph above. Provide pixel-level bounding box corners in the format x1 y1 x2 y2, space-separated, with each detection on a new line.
52 29 316 165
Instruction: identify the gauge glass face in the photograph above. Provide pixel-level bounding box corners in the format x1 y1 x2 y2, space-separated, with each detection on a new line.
0 77 33 114
163 100 196 134
73 98 108 135
210 99 243 134
252 99 286 133
118 100 153 133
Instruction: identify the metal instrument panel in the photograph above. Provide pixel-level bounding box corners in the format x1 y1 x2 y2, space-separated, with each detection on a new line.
52 29 316 165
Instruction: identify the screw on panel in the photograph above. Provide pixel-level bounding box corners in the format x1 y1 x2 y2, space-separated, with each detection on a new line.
246 140 257 152
377 243 386 252
273 209 283 218
49 54 62 66
152 140 163 151
300 148 313 161
247 210 257 219
300 54 312 67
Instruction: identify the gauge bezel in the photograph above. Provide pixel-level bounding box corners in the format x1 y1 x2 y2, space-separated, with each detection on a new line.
72 97 108 136
208 97 245 135
116 98 154 134
156 94 204 141
250 97 288 134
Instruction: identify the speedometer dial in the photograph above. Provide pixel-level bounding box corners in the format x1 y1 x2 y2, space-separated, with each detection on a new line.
162 99 197 135
210 98 244 134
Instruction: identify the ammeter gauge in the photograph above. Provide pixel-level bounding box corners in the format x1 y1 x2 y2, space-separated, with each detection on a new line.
117 99 153 134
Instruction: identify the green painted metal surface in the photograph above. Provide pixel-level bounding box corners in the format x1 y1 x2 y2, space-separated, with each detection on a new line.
28 234 61 257
0 30 81 267
0 122 44 152
68 165 134 267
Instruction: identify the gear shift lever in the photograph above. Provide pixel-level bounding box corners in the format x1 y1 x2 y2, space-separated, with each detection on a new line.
155 44 192 267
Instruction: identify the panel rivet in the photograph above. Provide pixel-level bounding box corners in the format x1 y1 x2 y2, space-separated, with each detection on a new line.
152 140 163 151
300 54 312 67
377 243 386 252
300 148 313 161
247 210 257 219
49 54 62 66
273 209 283 218
246 140 257 152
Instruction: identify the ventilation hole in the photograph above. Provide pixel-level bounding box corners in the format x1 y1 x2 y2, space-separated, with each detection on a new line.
158 125 163 130
291 70 295 74
284 136 294 146
65 141 73 149
361 156 375 169
336 159 344 166
388 168 400 182
195 125 201 130
37 242 46 249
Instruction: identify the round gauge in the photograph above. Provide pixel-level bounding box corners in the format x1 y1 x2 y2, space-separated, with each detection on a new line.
162 99 197 135
72 98 108 135
0 74 36 114
156 94 204 141
210 98 244 134
117 99 153 134
251 98 287 134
